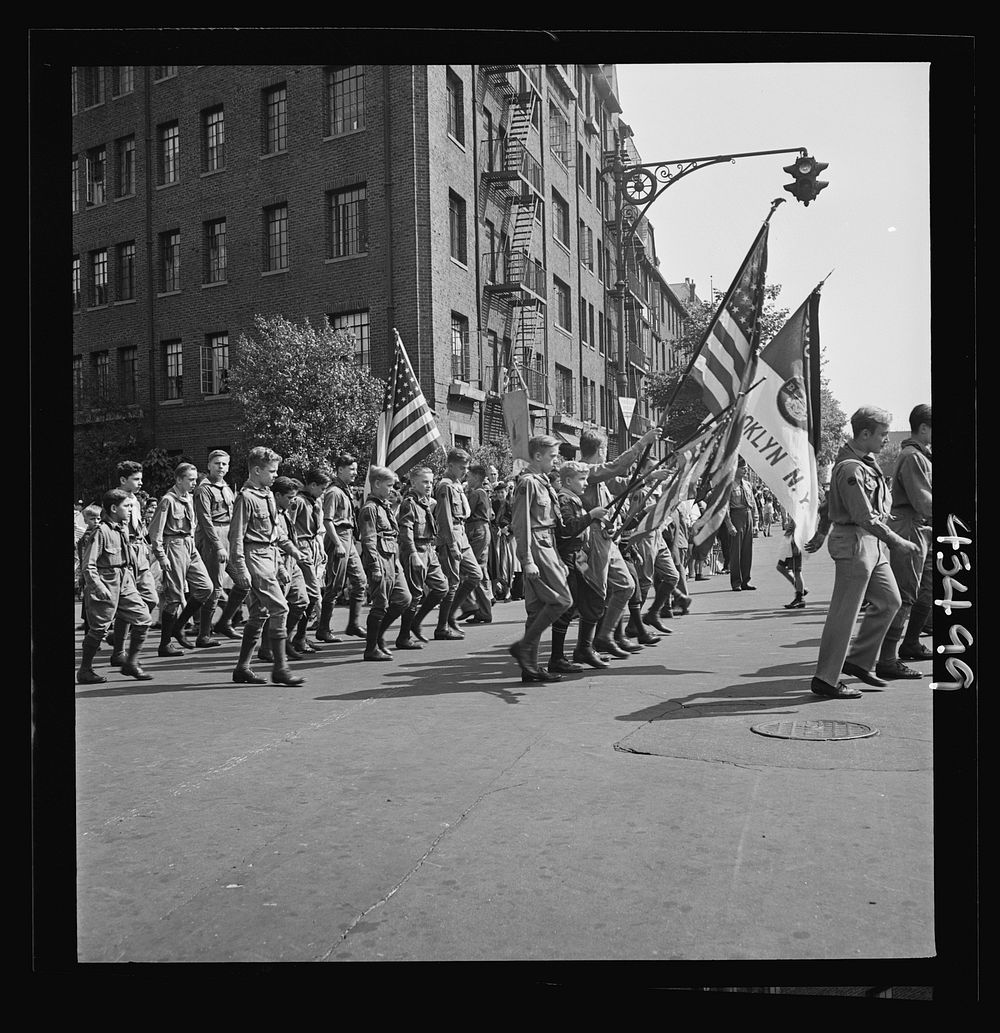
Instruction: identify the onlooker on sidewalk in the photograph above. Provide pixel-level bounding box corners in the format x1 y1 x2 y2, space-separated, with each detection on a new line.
722 456 760 591
775 519 807 608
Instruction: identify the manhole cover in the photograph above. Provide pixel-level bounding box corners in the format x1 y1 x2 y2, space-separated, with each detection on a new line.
751 719 878 741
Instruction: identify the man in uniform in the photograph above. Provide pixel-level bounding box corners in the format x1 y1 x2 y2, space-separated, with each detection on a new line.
193 449 245 647
722 456 760 591
462 463 495 624
434 448 485 640
147 462 214 657
875 403 933 679
396 465 449 648
812 406 921 698
286 466 332 654
318 453 367 642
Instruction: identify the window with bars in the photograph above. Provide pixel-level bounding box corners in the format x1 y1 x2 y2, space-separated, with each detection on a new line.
89 249 108 307
204 219 227 283
117 241 135 301
449 190 467 265
154 66 177 81
164 340 183 399
83 67 105 108
203 106 225 172
329 185 367 258
112 66 134 96
72 156 79 213
86 146 106 207
331 310 370 367
201 333 230 394
552 189 570 248
73 355 83 408
451 312 470 381
263 204 288 271
446 67 465 144
326 66 365 135
71 67 79 115
160 230 180 292
93 351 110 400
553 276 571 332
262 84 287 154
118 347 138 404
115 136 135 198
548 101 571 165
72 256 81 311
158 122 179 185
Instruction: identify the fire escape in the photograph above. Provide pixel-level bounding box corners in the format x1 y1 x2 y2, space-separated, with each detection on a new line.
478 65 547 445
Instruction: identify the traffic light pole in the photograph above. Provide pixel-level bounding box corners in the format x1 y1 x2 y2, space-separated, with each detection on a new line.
606 144 809 456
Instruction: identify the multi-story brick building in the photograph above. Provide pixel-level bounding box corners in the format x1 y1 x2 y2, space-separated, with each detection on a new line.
72 63 692 476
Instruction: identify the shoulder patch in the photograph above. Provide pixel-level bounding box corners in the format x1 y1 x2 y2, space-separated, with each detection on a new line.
846 476 857 486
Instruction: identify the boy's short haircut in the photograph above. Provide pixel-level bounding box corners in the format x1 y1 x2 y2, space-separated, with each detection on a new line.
468 464 487 480
83 503 103 520
528 434 559 458
102 488 131 513
305 466 333 486
116 460 143 481
333 452 358 470
559 460 591 480
368 464 395 486
408 465 433 479
248 445 282 468
579 428 607 457
908 403 932 433
850 406 892 437
272 476 300 496
207 449 230 462
174 462 198 479
446 448 470 464
557 442 577 461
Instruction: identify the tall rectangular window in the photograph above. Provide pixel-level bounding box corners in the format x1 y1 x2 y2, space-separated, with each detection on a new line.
589 303 596 349
117 241 135 301
160 230 181 292
203 106 225 171
263 204 288 271
158 122 179 185
164 340 183 399
115 135 135 197
451 312 470 381
93 351 110 400
329 185 367 258
579 297 588 343
446 67 465 144
201 333 230 395
154 66 177 81
599 311 605 355
89 249 108 307
71 67 79 115
556 365 574 414
71 156 79 213
586 154 592 198
588 380 597 423
577 143 585 188
326 66 365 135
86 145 106 207
119 347 138 404
552 189 570 248
204 219 227 283
262 84 287 154
73 355 83 407
331 310 370 367
553 276 571 331
449 190 467 265
112 66 134 96
83 66 105 108
548 101 571 165
72 256 81 310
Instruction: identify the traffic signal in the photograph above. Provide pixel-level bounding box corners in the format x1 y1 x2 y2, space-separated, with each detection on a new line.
783 155 829 206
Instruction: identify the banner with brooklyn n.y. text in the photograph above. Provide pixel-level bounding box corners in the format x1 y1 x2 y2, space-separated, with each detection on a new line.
738 288 822 549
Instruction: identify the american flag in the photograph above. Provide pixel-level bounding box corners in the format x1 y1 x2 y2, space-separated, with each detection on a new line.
690 223 769 416
375 330 443 475
689 394 751 547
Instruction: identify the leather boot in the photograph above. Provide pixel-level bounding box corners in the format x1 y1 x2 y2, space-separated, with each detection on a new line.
158 612 184 656
198 597 220 647
447 585 473 636
436 590 464 639
172 599 201 649
271 635 305 685
548 624 583 673
614 618 643 653
378 605 405 655
315 591 340 642
508 638 540 677
292 611 318 653
109 617 129 666
344 597 367 638
284 637 304 661
257 629 274 662
233 627 267 683
411 593 440 642
364 611 392 661
395 609 423 650
643 581 674 633
528 638 562 682
77 634 107 684
593 634 629 659
121 625 153 680
627 603 660 645
573 620 610 669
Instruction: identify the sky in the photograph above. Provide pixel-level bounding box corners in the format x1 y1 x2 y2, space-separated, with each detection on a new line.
615 63 931 432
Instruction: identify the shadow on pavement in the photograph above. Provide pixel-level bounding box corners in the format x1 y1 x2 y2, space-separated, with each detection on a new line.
614 677 823 723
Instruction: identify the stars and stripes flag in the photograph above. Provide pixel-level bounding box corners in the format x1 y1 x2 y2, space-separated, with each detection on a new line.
374 329 444 476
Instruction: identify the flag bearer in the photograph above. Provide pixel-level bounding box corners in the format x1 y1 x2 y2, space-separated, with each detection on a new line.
318 453 367 642
396 465 449 648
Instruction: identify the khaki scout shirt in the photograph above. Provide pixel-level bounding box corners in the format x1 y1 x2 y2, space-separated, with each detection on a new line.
148 487 196 563
890 438 932 525
397 492 438 555
323 477 357 552
465 485 493 533
827 442 900 546
228 482 295 582
511 472 562 567
82 517 133 588
434 476 470 548
193 479 235 553
288 492 324 540
357 497 400 563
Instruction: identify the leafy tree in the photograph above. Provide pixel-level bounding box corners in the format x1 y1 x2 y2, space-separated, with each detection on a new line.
817 376 849 468
140 447 178 501
73 393 150 503
228 315 385 479
419 440 510 482
876 437 902 480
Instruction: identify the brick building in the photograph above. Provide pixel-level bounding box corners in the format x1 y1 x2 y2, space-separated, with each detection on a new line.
71 63 693 476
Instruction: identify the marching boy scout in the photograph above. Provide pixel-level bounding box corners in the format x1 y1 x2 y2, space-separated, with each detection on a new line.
318 453 368 642
228 447 308 686
553 460 610 670
286 466 332 654
812 406 921 699
434 448 486 640
358 465 413 662
77 489 154 684
147 463 214 657
461 464 495 624
396 465 449 648
193 450 243 646
508 436 574 682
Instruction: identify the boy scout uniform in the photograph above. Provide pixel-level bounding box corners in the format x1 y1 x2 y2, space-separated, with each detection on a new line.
357 494 412 656
320 476 367 637
122 494 159 612
511 472 573 618
555 488 604 625
193 477 246 639
723 469 760 590
815 441 909 687
434 474 485 632
397 489 449 641
277 507 310 632
465 484 495 618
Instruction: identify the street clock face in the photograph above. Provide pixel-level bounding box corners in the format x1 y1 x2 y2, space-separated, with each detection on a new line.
623 169 656 203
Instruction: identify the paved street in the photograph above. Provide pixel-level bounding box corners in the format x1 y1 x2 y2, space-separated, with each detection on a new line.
74 533 933 963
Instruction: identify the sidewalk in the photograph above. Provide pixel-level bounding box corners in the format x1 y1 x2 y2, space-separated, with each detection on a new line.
74 534 933 962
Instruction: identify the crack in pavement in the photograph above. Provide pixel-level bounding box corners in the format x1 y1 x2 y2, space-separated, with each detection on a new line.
315 737 543 961
612 744 930 772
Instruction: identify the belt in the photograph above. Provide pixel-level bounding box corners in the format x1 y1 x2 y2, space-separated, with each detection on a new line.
96 563 128 570
414 538 435 545
245 542 280 552
163 532 192 538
